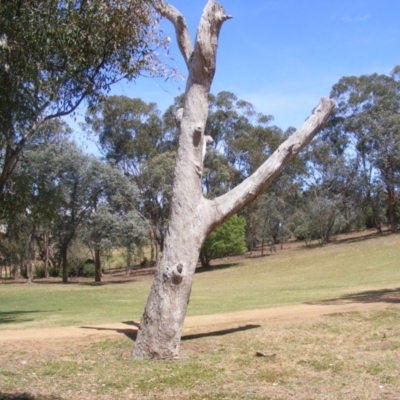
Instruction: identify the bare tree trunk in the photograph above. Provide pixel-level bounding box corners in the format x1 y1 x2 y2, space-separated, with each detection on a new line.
132 0 334 359
387 187 397 233
27 233 35 283
61 244 68 284
150 229 157 263
155 240 159 263
94 247 102 282
13 256 17 280
44 231 50 278
19 259 25 279
126 247 133 275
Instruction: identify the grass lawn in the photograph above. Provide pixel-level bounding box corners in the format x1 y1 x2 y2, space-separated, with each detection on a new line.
1 232 400 399
1 231 399 330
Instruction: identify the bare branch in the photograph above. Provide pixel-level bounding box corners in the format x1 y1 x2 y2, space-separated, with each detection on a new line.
190 0 232 87
155 2 193 68
208 97 335 228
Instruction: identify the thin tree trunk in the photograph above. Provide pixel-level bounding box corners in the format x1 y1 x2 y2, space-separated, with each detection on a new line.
20 259 25 279
13 256 17 279
150 229 156 263
44 232 50 278
132 0 334 360
61 244 68 283
387 187 397 233
27 233 35 283
94 247 102 282
126 247 133 275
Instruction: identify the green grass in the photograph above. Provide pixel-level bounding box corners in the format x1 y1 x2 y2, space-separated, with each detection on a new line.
1 233 400 399
0 281 151 329
189 233 400 315
1 232 400 330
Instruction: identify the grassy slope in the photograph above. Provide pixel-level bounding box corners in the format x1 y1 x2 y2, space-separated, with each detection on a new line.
1 233 400 400
189 232 400 315
1 232 399 330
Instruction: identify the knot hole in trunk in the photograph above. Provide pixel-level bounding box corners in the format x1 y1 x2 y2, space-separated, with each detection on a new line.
164 263 184 285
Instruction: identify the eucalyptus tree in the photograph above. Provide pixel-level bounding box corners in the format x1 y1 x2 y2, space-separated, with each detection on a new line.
132 0 334 359
0 213 33 279
329 70 400 232
29 141 98 283
81 160 147 281
202 148 232 198
6 135 147 282
138 151 175 259
15 140 115 283
203 92 290 249
301 136 359 243
0 0 166 198
85 96 166 176
85 95 175 260
205 91 276 187
1 125 72 280
117 210 150 272
255 168 304 253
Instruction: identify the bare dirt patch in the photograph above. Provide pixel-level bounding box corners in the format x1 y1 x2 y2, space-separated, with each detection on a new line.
1 294 399 358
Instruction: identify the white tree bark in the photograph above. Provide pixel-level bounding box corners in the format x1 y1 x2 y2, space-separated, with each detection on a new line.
132 0 334 359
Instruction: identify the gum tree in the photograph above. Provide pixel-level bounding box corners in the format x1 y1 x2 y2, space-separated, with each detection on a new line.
329 71 400 233
132 0 335 359
0 0 165 198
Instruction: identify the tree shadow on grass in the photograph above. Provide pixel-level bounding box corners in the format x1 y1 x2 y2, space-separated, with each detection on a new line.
0 310 40 325
0 310 59 325
181 324 261 341
246 253 274 259
195 263 239 273
306 287 400 306
302 230 394 250
22 267 157 286
331 230 393 246
80 322 260 342
0 393 61 400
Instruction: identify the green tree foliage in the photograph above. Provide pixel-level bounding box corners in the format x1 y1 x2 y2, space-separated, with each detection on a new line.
199 214 247 268
326 69 400 232
6 65 400 282
85 96 166 176
138 151 175 256
79 159 147 281
3 137 148 282
205 91 278 190
0 0 165 197
84 95 174 259
298 136 359 243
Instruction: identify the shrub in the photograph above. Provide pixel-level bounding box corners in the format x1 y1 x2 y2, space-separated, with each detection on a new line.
82 261 95 277
199 214 247 268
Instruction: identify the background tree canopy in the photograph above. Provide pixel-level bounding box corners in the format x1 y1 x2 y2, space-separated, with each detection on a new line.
1 68 400 281
0 0 166 197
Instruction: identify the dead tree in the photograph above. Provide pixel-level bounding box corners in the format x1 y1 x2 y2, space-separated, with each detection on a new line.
132 0 335 359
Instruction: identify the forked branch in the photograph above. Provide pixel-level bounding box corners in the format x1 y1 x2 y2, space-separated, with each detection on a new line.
191 0 232 87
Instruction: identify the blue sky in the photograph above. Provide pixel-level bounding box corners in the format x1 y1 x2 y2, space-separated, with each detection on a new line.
72 0 400 151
